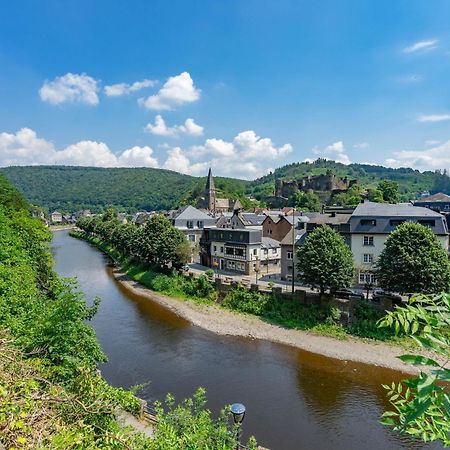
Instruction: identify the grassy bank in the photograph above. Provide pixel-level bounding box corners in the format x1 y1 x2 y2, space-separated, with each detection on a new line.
71 230 402 343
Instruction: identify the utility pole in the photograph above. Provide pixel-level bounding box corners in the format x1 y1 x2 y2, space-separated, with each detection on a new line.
291 206 296 294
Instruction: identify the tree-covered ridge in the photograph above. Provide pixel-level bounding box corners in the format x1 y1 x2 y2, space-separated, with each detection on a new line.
2 159 450 213
249 159 446 201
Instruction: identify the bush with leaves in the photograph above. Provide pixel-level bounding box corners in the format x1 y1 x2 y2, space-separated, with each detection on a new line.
378 293 450 446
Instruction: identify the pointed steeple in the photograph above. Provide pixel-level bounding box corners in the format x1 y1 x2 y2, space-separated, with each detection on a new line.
205 167 215 191
204 168 216 212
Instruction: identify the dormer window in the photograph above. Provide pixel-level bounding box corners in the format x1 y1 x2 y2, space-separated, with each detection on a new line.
360 219 376 226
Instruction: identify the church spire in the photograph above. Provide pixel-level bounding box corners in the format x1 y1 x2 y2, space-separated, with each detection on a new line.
204 167 216 212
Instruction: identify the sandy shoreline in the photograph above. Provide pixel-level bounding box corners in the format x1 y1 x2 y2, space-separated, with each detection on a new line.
111 267 422 375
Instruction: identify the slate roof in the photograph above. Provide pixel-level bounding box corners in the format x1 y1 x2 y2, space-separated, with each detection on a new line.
261 236 281 249
280 229 307 246
415 192 450 202
172 205 213 221
350 201 447 235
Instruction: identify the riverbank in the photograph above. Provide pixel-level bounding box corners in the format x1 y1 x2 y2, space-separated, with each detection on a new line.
111 266 422 374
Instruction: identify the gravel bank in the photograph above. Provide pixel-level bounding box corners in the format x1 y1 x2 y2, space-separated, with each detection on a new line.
111 267 422 375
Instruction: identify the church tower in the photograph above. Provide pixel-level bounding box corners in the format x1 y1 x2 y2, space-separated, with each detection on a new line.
204 167 216 212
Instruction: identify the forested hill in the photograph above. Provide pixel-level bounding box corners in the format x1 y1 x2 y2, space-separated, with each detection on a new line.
249 159 450 201
2 160 450 212
0 166 249 213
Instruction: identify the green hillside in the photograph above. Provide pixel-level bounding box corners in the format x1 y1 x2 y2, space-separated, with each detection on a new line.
249 159 447 201
1 160 449 213
0 166 249 213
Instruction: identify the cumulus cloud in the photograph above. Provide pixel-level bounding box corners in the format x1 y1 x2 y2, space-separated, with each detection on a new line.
425 139 441 146
353 142 369 149
187 130 292 178
163 147 207 175
385 140 450 172
417 114 450 123
312 141 351 165
139 72 200 110
145 115 204 137
0 128 159 168
403 39 438 54
39 73 99 105
104 79 157 97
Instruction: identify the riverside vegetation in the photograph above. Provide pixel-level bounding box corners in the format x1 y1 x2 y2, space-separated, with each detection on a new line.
0 174 257 450
74 211 396 341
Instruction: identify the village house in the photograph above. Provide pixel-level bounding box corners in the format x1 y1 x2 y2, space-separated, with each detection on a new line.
262 213 310 242
349 201 449 285
200 227 281 275
170 205 216 245
50 211 63 223
228 210 265 230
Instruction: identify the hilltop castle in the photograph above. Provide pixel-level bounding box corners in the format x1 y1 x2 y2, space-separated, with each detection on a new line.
197 168 242 214
272 170 358 205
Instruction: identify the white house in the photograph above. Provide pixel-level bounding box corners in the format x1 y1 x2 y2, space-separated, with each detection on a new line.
349 201 449 285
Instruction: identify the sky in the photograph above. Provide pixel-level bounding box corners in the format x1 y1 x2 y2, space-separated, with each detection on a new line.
1 0 450 179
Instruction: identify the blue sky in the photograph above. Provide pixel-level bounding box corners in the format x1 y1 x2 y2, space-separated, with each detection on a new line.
1 0 450 179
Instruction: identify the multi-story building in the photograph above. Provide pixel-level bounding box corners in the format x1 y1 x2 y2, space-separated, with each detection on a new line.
349 201 449 285
170 205 216 245
200 227 280 275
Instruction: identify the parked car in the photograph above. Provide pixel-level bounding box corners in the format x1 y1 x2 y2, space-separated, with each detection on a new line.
372 289 403 305
333 288 364 300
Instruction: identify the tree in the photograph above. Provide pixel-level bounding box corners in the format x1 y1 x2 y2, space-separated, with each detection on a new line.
296 225 355 294
332 185 364 207
378 293 450 446
289 191 321 211
378 180 400 203
375 222 450 294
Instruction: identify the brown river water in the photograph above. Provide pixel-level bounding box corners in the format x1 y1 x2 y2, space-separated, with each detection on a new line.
52 230 443 450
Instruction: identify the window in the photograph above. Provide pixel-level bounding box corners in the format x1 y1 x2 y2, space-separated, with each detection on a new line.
197 220 203 228
272 248 277 254
213 245 217 252
445 205 450 211
363 253 373 263
418 220 435 227
390 219 405 227
253 248 258 256
263 249 268 255
188 234 196 242
187 220 194 229
360 219 376 226
363 236 374 246
287 251 293 260
220 246 223 253
359 271 377 284
268 229 273 235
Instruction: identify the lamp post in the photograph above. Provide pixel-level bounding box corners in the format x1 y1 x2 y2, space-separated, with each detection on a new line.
254 255 260 285
230 403 246 450
291 206 296 294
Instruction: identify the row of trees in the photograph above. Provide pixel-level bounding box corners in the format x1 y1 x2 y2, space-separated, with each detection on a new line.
77 210 192 271
296 222 450 295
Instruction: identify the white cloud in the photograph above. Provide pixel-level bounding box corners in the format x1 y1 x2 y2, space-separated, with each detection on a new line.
403 39 438 54
139 72 200 110
353 142 369 149
145 115 204 137
104 79 156 97
163 147 207 175
312 141 351 165
0 128 159 168
187 130 292 179
39 73 99 105
385 140 450 172
425 139 441 146
117 146 158 167
417 114 450 123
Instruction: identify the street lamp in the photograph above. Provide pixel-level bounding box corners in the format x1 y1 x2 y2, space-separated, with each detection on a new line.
230 403 246 450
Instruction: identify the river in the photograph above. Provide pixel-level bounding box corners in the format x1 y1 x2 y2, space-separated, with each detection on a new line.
52 230 441 450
